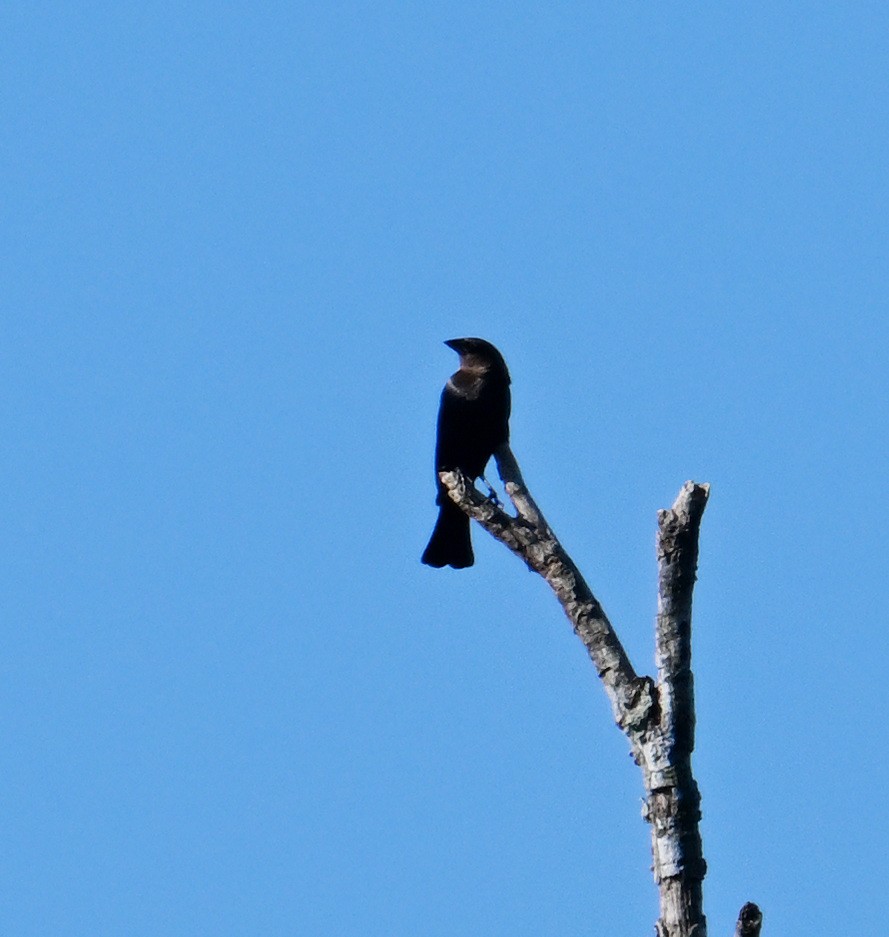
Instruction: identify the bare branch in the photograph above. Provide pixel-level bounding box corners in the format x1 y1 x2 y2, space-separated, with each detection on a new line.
645 482 710 937
439 463 654 733
439 455 752 937
656 482 710 751
493 443 548 530
734 903 762 937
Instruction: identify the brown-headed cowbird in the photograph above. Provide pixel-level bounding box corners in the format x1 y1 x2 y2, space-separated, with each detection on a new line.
421 338 511 569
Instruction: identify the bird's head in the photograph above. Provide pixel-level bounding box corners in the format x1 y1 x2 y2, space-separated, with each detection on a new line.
444 337 509 377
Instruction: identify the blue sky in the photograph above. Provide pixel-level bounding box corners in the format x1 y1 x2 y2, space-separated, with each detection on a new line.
4 4 888 935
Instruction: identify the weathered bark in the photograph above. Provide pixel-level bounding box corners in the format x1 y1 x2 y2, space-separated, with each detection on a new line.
439 453 655 735
646 483 710 937
439 445 760 937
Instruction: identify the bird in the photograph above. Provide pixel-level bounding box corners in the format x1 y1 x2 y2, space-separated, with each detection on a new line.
421 337 511 569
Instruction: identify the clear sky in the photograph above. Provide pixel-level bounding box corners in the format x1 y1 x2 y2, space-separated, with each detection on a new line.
4 4 888 935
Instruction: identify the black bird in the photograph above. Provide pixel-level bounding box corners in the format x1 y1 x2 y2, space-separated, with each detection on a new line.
421 338 511 569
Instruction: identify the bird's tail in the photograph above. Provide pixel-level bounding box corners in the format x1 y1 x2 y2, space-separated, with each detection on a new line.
421 500 473 569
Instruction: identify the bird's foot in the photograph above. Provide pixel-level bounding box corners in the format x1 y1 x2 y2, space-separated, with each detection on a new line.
479 474 502 508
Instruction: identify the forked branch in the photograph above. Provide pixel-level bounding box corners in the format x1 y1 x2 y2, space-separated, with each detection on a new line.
439 445 759 937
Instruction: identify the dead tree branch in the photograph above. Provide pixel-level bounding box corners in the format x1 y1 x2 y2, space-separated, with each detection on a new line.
439 444 759 937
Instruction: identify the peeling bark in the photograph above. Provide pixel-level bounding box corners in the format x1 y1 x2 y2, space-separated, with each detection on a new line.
438 446 760 937
648 483 710 937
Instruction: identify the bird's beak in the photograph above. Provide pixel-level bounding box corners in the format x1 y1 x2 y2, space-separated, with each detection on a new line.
444 338 463 352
